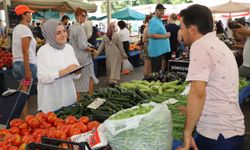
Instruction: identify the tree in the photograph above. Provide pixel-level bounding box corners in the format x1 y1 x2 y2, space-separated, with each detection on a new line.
101 0 192 13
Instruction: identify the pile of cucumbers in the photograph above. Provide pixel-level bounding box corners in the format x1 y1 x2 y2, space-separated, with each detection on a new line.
56 87 150 122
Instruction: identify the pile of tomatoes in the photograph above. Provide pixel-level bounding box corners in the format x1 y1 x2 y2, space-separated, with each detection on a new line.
0 112 100 150
0 49 12 69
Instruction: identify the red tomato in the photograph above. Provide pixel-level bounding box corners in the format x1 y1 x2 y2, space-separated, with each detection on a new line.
46 130 56 139
57 125 71 137
39 122 52 129
9 127 20 135
33 129 47 139
35 112 47 122
22 135 35 144
0 134 3 141
7 146 18 150
35 137 41 143
87 121 100 131
0 129 10 136
69 128 81 137
0 141 8 150
3 134 14 144
9 119 23 128
65 116 77 125
73 122 88 133
54 118 64 127
57 131 67 140
79 116 89 125
20 129 30 136
11 134 22 146
47 113 57 123
24 115 34 123
28 118 40 128
18 123 28 130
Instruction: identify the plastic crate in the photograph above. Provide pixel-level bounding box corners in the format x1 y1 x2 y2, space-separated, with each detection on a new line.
27 137 91 150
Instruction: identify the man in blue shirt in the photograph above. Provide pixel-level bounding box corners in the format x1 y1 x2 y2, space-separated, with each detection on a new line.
148 4 171 72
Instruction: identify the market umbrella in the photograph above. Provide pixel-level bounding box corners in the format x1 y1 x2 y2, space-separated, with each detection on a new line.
98 7 145 21
32 11 74 20
112 7 145 20
0 0 97 13
210 1 250 13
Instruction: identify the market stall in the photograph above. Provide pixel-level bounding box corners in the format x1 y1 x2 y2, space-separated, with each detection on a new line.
0 75 249 149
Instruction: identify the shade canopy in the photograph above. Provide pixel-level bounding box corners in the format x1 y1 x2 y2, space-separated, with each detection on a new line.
96 7 145 21
112 7 145 20
210 1 250 13
0 0 97 13
32 11 74 20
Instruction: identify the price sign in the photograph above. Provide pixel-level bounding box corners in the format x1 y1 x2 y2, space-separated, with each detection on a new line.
87 98 106 109
168 60 189 77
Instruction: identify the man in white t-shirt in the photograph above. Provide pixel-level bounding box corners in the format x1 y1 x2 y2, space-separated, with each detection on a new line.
118 20 130 58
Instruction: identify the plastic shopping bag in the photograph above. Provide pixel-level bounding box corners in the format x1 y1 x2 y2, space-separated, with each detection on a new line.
122 59 134 75
71 124 108 150
103 102 172 150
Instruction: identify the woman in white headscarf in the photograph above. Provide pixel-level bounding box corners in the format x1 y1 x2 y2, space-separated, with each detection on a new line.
37 19 81 112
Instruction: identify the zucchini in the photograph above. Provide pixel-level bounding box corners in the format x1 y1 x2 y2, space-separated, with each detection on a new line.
135 88 149 99
106 101 120 112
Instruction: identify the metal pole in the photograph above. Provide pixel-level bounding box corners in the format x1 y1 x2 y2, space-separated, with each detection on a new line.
107 0 111 24
3 0 10 34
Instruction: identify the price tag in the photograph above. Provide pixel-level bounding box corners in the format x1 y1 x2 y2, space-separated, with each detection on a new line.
87 98 106 109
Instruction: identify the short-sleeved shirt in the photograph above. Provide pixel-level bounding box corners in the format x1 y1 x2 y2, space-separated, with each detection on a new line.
186 32 245 140
12 24 37 64
148 16 171 57
118 28 130 42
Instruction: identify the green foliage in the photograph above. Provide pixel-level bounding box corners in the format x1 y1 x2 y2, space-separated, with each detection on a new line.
101 0 193 13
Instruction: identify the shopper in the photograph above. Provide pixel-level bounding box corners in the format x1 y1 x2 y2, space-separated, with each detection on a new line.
148 4 171 73
61 15 70 41
142 14 153 78
164 13 180 71
118 20 130 58
12 5 37 117
33 22 44 40
233 17 250 79
61 15 70 28
96 22 128 86
37 19 80 112
69 8 98 101
177 4 245 150
215 20 225 40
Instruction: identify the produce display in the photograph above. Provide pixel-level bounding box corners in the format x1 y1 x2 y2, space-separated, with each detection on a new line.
0 49 12 69
110 105 154 120
104 103 172 150
129 42 140 51
0 38 8 48
143 71 187 82
4 76 248 149
0 112 100 149
56 87 150 122
239 78 250 90
120 80 185 94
